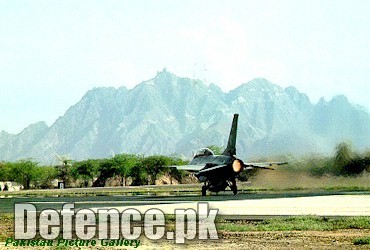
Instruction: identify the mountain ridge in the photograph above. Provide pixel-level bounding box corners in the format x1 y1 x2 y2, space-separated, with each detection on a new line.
1 69 369 164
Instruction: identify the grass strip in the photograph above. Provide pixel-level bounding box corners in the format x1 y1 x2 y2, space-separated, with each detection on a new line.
217 216 370 231
353 237 370 245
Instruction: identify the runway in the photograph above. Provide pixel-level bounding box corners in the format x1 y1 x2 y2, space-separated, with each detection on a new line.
7 192 370 249
3 190 370 218
90 194 370 218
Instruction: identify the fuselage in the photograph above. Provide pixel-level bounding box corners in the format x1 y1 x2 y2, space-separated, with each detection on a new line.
189 149 241 184
189 154 233 166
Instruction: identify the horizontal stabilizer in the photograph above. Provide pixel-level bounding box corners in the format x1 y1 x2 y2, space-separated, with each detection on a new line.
245 165 275 170
246 161 288 167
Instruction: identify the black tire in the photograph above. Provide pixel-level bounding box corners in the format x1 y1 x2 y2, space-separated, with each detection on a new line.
231 183 237 195
202 186 207 196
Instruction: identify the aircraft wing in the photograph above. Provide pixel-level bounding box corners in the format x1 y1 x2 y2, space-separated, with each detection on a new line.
246 161 288 166
170 164 228 173
244 161 288 170
169 164 206 172
196 164 227 174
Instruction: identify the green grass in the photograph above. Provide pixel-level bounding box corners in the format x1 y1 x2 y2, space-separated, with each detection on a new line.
1 213 370 243
0 213 13 241
0 184 203 198
353 237 370 245
217 216 370 232
2 183 370 199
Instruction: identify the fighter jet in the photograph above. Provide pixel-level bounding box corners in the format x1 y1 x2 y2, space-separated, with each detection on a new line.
173 114 287 196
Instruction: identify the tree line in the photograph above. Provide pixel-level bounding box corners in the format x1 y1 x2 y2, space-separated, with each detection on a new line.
0 142 369 190
285 141 370 177
0 154 188 190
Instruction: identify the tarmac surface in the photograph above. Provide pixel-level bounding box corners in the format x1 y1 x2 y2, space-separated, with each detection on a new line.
6 192 370 249
90 194 370 218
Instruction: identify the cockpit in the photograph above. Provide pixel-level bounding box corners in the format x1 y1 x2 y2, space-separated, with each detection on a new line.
194 148 215 157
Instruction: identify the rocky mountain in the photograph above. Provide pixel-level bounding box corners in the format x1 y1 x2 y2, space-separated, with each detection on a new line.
1 69 370 164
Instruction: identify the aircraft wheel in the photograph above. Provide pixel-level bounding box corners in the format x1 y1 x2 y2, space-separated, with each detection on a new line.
231 184 237 195
201 186 207 196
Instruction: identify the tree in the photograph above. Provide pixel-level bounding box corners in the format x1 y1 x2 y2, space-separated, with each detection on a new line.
32 166 57 189
55 159 73 187
92 158 118 187
112 154 138 186
0 162 11 181
129 155 147 186
343 157 369 175
333 141 355 175
164 155 188 184
71 160 99 187
8 159 38 189
141 155 172 185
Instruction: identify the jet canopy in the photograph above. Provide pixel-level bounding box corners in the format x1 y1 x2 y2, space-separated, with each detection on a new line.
194 148 215 157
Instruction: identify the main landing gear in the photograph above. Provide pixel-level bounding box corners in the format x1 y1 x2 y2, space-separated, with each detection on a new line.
202 185 207 196
201 178 238 196
229 178 237 195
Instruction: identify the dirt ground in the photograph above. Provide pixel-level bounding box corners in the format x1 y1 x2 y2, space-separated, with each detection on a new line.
135 230 370 249
2 230 368 249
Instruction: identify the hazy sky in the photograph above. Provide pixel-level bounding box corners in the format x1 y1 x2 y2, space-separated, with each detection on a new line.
1 0 369 134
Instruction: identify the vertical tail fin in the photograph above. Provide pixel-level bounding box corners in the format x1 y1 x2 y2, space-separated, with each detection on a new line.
222 114 239 156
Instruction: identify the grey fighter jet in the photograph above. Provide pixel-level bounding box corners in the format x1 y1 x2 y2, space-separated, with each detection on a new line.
173 114 287 196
